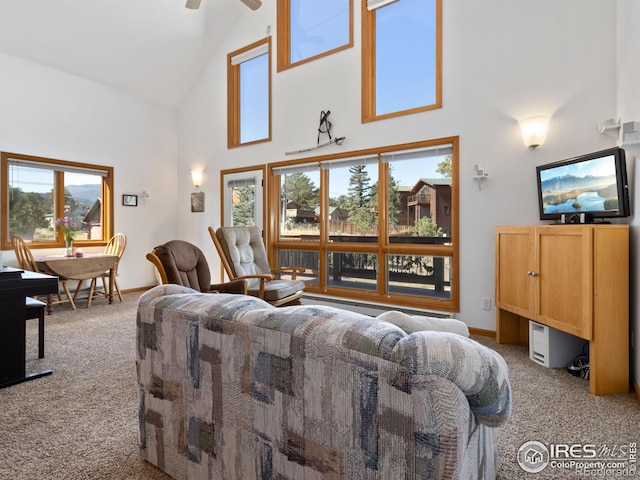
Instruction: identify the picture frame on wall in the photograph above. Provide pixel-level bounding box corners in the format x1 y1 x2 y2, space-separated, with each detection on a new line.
191 192 204 212
123 194 138 206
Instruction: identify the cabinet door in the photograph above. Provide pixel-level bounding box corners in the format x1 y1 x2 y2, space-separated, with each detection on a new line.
496 227 535 318
536 226 593 340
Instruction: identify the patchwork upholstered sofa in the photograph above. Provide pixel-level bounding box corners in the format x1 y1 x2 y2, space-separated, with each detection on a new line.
137 285 511 480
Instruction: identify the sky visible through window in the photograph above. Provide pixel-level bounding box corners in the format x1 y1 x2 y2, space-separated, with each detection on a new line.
10 165 53 193
327 156 447 200
375 0 437 115
10 165 101 194
290 0 350 64
240 53 269 143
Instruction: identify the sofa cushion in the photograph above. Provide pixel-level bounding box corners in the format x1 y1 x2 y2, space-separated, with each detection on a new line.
376 310 470 337
242 304 407 360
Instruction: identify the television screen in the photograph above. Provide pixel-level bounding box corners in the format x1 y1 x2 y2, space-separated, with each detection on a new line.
536 147 630 221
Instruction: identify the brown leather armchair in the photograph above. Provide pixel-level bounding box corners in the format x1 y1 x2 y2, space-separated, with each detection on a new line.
146 240 246 294
209 225 305 306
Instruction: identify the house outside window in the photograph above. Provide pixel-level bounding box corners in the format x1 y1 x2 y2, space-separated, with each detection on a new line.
362 0 442 122
277 0 353 71
228 37 271 147
268 138 458 312
1 151 114 249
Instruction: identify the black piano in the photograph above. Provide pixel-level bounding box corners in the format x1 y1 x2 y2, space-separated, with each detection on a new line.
0 267 58 388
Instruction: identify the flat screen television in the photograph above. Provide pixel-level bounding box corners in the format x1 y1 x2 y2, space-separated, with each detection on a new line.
536 147 630 222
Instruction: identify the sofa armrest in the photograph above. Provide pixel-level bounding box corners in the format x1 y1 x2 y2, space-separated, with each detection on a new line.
390 332 511 427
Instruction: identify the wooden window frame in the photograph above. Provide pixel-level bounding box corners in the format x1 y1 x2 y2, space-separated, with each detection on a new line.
277 0 354 72
227 37 272 149
219 165 267 229
361 0 443 123
1 151 114 250
267 137 459 312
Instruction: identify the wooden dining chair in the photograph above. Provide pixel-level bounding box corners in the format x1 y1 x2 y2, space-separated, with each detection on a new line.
89 233 127 303
11 235 39 272
11 236 76 312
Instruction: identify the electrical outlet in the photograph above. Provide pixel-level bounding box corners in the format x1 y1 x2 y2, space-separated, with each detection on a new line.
482 297 491 311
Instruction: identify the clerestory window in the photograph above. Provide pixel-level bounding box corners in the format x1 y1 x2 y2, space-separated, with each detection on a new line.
277 0 353 71
362 0 442 122
227 37 271 147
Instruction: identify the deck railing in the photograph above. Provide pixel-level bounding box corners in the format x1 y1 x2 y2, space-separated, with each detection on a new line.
278 234 450 294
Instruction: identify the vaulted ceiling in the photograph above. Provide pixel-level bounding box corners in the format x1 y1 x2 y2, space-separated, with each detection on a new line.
0 0 247 108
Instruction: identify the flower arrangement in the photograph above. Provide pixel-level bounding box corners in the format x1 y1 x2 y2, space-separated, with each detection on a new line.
55 216 78 243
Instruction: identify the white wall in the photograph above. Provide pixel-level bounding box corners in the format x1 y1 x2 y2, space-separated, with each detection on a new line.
617 0 640 391
1 1 626 336
177 0 620 330
0 53 179 290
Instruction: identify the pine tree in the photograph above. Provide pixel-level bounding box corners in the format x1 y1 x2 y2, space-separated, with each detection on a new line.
347 165 371 211
282 172 319 207
347 165 375 233
436 156 452 178
232 186 255 226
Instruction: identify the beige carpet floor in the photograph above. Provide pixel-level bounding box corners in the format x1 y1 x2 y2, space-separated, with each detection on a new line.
0 291 638 479
0 291 169 480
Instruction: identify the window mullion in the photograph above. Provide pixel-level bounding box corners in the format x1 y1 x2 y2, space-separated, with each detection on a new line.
276 0 290 72
319 168 329 290
361 1 376 122
55 171 65 242
227 60 240 148
377 159 387 295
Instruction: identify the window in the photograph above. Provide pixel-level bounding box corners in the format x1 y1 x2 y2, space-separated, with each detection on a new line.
228 179 257 227
268 138 458 312
382 145 453 300
228 38 271 147
362 0 442 122
273 162 321 241
323 155 379 243
277 0 353 71
1 152 114 250
221 167 265 229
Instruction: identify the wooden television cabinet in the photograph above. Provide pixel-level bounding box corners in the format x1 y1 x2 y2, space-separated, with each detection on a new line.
495 225 629 396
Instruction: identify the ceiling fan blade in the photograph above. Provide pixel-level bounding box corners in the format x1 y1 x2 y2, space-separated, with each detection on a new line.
240 0 262 10
185 0 201 9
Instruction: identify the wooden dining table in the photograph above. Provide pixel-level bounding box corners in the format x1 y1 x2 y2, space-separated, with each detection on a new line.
35 253 119 312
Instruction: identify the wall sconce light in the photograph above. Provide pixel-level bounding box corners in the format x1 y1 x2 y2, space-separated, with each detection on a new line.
191 170 203 188
519 116 549 149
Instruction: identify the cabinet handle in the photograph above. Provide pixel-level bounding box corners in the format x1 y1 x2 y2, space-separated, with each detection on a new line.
527 271 539 277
